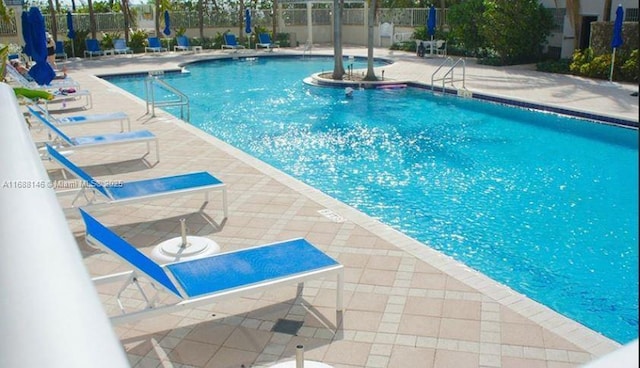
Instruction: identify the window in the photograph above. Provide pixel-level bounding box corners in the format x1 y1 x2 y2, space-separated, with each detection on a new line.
625 8 639 22
549 7 566 32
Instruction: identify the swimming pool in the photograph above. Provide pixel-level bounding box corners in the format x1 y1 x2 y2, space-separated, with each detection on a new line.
105 56 639 344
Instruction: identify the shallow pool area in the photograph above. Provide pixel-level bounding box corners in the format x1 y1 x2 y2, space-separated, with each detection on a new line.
105 56 639 344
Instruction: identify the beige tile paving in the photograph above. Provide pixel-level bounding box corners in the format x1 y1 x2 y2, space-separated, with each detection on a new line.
16 45 637 367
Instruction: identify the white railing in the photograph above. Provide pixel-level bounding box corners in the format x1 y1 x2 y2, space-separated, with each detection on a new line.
0 83 130 368
145 71 190 122
431 56 466 93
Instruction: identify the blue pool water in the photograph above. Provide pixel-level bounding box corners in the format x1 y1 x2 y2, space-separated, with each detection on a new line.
105 56 639 343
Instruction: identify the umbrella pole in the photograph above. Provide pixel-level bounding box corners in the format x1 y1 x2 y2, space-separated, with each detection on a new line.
70 39 74 58
430 35 434 56
609 48 616 82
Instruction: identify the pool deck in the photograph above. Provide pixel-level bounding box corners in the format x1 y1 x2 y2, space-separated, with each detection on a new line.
28 45 638 368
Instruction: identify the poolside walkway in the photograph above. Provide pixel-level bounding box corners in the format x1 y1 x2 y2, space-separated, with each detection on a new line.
31 45 637 368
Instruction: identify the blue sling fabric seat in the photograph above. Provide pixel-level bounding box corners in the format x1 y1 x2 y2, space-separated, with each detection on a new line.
28 105 158 161
81 209 343 324
145 37 167 53
46 144 228 215
221 33 246 51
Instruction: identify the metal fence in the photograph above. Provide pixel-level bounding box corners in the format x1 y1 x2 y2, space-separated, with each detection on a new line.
1 8 439 36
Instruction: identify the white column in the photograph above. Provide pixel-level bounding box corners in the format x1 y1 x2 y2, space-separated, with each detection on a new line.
12 5 24 45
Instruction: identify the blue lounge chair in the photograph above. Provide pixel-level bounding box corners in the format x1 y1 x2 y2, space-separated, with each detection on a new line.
55 40 67 60
256 33 279 51
29 103 131 132
113 39 133 55
221 33 246 51
174 36 191 52
84 38 105 59
46 144 227 214
5 61 78 89
173 35 202 53
81 209 343 324
145 37 167 53
28 106 158 162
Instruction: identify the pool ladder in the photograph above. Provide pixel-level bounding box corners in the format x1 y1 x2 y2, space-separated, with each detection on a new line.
145 71 190 122
302 41 312 58
431 57 468 96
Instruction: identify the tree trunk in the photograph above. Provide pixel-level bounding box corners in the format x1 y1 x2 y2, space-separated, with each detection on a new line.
121 0 130 42
272 0 278 41
239 1 244 42
48 0 58 41
363 0 378 81
155 0 160 36
603 0 612 21
198 0 204 39
332 0 345 80
88 0 96 39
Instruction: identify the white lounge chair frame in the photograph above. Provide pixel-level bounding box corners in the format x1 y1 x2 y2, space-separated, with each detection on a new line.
81 209 344 325
45 144 228 216
28 105 158 162
7 66 94 111
5 61 78 89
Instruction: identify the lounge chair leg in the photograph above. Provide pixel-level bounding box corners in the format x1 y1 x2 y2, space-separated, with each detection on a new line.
336 270 344 312
297 282 304 299
222 188 228 218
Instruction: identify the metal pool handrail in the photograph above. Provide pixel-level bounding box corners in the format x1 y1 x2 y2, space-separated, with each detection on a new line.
0 83 130 368
431 56 466 93
145 71 190 122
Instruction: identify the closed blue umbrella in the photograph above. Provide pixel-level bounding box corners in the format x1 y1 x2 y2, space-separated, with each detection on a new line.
163 10 171 36
245 9 252 48
21 11 33 57
26 7 55 85
427 6 436 38
609 4 624 81
66 11 75 57
427 6 436 55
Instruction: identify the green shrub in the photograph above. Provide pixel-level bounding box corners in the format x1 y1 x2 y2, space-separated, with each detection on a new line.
569 47 638 81
536 58 571 74
276 33 290 47
129 29 148 53
620 49 639 82
100 32 120 49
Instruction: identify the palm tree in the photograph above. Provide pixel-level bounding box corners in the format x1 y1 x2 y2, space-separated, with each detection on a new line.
197 0 204 39
48 0 58 41
331 0 345 80
272 0 278 42
603 0 612 21
88 0 96 38
363 0 378 81
121 0 132 42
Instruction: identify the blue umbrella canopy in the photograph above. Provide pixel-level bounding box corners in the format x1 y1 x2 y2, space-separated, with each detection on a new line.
611 5 624 48
427 6 436 38
66 11 76 39
609 5 624 81
26 7 55 85
245 9 252 34
163 10 171 36
21 11 34 57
